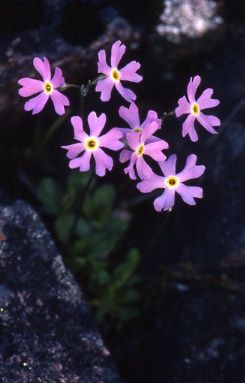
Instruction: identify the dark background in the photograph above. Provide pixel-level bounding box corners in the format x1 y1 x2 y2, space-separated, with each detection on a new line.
0 1 245 382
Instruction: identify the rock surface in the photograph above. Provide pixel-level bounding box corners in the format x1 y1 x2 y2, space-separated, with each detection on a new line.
0 192 123 383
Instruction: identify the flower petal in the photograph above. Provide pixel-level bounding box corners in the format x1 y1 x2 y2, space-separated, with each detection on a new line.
95 78 114 102
51 67 65 88
18 78 43 97
120 61 142 82
69 151 91 172
111 40 126 68
159 154 177 176
182 114 198 142
177 154 205 182
115 82 136 102
175 95 191 117
70 116 87 141
99 128 123 150
137 174 164 193
127 131 140 150
88 111 106 137
119 102 140 129
154 189 175 212
144 140 168 161
119 149 131 163
124 152 137 180
141 121 159 143
50 90 70 115
97 49 111 75
33 57 51 81
24 92 49 114
197 88 220 109
176 184 203 205
197 112 219 134
93 148 113 176
136 156 153 180
62 143 84 159
187 75 201 103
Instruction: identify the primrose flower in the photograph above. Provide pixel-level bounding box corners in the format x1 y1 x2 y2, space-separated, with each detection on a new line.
62 112 123 177
95 40 142 102
137 154 205 211
18 57 69 115
175 75 220 142
118 102 161 140
120 121 169 180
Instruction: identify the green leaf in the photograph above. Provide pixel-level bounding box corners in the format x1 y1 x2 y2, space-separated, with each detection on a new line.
55 212 75 242
37 178 63 215
83 184 116 225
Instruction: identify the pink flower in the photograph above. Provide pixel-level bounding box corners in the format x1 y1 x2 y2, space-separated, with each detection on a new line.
95 40 142 103
120 121 169 180
118 102 161 140
137 154 205 211
62 112 123 177
18 57 69 115
175 75 220 142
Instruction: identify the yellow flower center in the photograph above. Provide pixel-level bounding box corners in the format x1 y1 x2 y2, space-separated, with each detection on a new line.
165 175 180 189
191 102 200 116
84 137 99 151
133 127 142 133
43 80 54 95
110 68 121 82
136 143 145 156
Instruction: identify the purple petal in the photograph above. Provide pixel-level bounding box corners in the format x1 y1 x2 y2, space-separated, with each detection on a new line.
136 156 153 180
120 61 142 82
197 112 220 134
159 154 177 176
177 154 205 182
137 174 164 193
99 128 123 150
24 92 49 114
144 140 168 161
119 102 140 129
97 49 111 75
197 88 220 110
187 75 201 103
124 152 137 180
111 40 126 68
115 82 136 102
88 112 106 137
50 90 70 115
93 148 113 176
71 116 87 141
119 149 131 163
51 67 65 88
127 131 140 150
175 95 191 117
18 78 43 97
95 78 114 102
182 114 198 142
141 121 159 143
62 143 84 159
154 189 175 212
176 184 203 205
33 57 51 81
69 151 91 172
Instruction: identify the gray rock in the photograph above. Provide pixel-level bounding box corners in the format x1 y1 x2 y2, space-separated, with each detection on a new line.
0 193 123 383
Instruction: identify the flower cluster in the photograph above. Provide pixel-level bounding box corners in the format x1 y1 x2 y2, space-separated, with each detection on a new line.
18 40 221 212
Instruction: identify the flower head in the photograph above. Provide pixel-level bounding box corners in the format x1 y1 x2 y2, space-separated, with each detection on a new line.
120 120 169 180
175 75 220 142
62 112 123 177
137 154 205 211
18 57 69 115
118 102 161 140
95 40 142 103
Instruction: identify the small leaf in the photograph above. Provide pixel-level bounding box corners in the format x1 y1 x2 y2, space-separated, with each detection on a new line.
37 178 63 215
